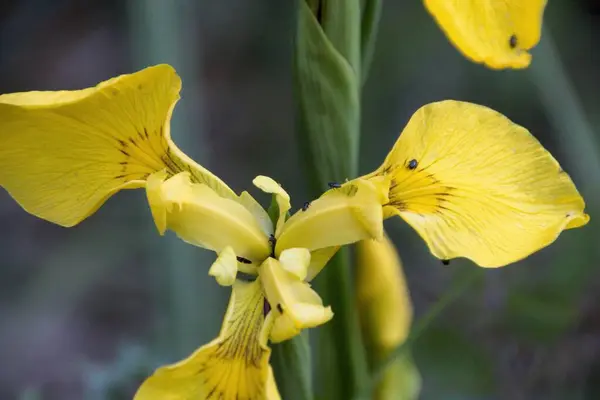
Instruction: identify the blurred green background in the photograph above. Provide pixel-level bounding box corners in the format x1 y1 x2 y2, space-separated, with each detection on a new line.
0 0 599 399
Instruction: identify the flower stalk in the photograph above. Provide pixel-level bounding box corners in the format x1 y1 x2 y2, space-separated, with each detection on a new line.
291 0 381 398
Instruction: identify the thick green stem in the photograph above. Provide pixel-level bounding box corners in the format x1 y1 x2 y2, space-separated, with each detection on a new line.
271 332 313 400
292 0 383 397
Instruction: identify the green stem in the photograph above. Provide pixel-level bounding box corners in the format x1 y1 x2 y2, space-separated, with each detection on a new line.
316 249 369 399
360 0 383 83
127 0 214 360
271 332 313 400
529 30 600 201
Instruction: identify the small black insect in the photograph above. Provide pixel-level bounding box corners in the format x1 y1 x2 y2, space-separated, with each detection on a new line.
276 303 284 313
509 34 518 49
328 182 342 189
302 201 311 211
236 256 252 264
441 259 450 266
407 159 418 170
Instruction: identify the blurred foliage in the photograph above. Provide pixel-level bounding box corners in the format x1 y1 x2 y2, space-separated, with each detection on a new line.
0 0 598 399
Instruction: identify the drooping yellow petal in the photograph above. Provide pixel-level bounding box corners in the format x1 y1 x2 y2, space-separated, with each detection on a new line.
424 0 547 69
356 235 420 400
0 64 235 227
252 175 291 237
275 179 386 257
209 246 238 286
135 279 280 400
147 171 270 272
260 258 333 343
364 100 589 267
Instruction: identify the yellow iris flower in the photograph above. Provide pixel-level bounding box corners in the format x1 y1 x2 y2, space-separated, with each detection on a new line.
0 64 588 399
424 0 548 69
0 64 385 399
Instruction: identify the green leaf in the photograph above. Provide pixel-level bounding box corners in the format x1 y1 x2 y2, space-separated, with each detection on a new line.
295 0 361 185
360 0 383 82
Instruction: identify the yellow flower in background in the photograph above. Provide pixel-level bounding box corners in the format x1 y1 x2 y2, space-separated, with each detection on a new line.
424 0 548 69
357 100 589 267
356 235 420 400
0 65 386 399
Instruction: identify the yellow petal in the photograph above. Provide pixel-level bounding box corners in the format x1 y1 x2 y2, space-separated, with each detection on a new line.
260 258 333 343
275 179 385 258
356 235 412 359
266 366 282 400
209 246 238 286
147 171 270 272
0 64 235 227
239 191 274 236
306 246 340 282
424 0 547 69
278 248 311 280
135 279 280 400
365 100 589 267
252 175 291 237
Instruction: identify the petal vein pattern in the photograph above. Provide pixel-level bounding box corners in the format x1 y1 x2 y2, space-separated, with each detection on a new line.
0 64 235 227
134 279 280 400
365 100 588 267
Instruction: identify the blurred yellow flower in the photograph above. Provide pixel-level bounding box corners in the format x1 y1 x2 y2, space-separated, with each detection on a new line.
356 235 420 400
424 0 547 69
0 65 385 400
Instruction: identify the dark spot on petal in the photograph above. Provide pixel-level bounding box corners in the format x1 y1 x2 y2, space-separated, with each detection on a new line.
263 299 271 316
509 34 518 49
236 256 252 264
302 201 311 211
408 159 418 170
276 303 284 313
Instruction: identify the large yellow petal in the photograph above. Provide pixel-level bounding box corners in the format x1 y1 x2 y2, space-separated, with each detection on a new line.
147 171 270 272
364 100 589 267
260 257 333 343
0 64 235 227
135 279 280 400
275 179 386 257
424 0 547 69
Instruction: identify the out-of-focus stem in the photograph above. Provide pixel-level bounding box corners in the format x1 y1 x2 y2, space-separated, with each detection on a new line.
127 0 217 360
529 30 600 201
